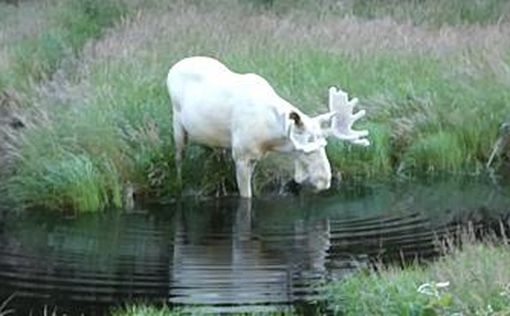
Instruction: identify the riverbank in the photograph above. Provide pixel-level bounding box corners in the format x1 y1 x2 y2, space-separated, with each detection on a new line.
111 240 510 315
325 234 510 315
1 240 508 315
0 179 509 315
1 0 510 212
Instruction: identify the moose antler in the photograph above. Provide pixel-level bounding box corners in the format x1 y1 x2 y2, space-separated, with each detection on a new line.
327 87 370 146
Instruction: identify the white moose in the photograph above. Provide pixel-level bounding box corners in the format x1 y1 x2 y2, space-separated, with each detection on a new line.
167 56 369 198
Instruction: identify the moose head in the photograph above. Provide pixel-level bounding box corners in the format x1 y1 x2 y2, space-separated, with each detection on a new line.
286 87 370 192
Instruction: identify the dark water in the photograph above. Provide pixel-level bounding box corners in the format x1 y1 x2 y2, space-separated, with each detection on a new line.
1 179 509 315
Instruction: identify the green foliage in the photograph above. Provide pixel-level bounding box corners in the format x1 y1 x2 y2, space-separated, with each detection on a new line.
324 242 510 315
10 30 67 84
111 304 295 316
3 0 127 91
56 0 126 52
327 122 393 179
113 241 510 316
403 131 465 174
246 0 510 26
348 0 510 26
2 0 510 211
242 0 510 26
7 150 123 213
7 35 510 211
242 0 316 14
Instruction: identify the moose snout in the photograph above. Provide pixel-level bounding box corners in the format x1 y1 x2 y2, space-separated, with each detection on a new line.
306 174 331 192
314 177 331 191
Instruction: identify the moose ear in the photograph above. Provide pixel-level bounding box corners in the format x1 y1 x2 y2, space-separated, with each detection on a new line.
289 111 303 128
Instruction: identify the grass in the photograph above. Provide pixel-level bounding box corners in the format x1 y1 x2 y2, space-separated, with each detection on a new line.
7 151 123 212
344 0 510 27
0 0 128 93
324 233 510 316
246 0 510 26
109 232 510 315
111 305 296 316
1 0 510 211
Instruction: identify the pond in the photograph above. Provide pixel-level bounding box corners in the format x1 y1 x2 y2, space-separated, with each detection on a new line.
1 178 509 315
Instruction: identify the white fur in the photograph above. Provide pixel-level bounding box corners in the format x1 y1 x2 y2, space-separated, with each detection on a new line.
167 56 368 198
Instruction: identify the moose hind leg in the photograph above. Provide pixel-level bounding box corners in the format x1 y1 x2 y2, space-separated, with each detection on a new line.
173 116 187 190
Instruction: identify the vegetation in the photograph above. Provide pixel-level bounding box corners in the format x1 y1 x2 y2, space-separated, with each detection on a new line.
0 0 127 92
110 236 510 315
324 235 510 315
111 305 295 316
336 0 510 26
0 0 510 212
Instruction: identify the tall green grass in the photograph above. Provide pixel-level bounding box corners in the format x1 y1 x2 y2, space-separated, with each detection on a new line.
2 0 510 211
0 0 142 211
110 234 510 315
347 0 510 26
247 0 510 26
324 239 510 315
8 152 122 213
1 0 127 92
111 305 295 316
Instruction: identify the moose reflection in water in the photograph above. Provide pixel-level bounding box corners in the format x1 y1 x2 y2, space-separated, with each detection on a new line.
171 199 331 306
1 179 510 313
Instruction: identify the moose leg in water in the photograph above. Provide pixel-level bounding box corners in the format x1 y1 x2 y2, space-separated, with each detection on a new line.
172 108 187 191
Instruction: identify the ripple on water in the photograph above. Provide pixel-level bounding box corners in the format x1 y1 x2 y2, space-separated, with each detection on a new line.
1 179 509 313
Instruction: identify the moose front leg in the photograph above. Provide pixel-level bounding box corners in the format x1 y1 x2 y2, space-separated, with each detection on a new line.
173 113 188 191
233 157 256 198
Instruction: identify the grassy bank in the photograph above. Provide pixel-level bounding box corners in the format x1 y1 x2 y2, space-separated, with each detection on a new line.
0 0 129 93
109 239 510 315
1 0 510 212
0 0 146 211
249 0 510 26
324 238 510 315
1 242 508 315
111 306 295 316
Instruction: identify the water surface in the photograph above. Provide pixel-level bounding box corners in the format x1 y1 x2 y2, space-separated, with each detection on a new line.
0 179 509 314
